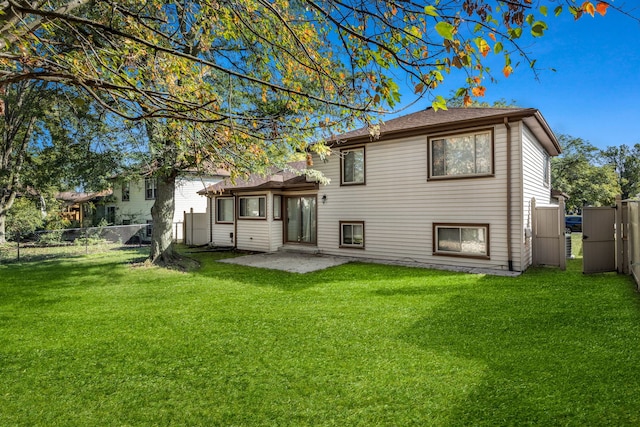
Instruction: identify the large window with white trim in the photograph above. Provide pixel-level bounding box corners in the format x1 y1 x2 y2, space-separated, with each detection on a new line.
429 130 493 179
341 146 365 185
238 196 266 219
433 223 489 257
340 221 364 248
216 197 234 223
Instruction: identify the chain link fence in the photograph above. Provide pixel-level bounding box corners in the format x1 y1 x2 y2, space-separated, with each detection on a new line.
0 224 151 263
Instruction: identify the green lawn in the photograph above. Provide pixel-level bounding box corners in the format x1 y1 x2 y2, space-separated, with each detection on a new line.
1 247 639 426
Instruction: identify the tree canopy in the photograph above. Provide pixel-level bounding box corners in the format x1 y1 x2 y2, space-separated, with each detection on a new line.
0 0 622 261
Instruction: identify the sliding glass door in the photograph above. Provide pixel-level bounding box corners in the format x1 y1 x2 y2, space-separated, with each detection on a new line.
285 196 317 244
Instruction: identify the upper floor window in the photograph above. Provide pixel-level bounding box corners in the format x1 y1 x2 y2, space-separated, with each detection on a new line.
238 196 266 219
341 146 365 185
145 178 157 200
216 197 234 223
429 130 493 179
121 182 130 201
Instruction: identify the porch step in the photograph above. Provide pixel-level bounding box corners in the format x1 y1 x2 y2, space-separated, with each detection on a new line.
278 244 320 254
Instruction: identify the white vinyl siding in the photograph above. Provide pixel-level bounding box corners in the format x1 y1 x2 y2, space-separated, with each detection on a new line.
520 124 557 269
209 192 284 252
112 175 222 241
313 123 522 272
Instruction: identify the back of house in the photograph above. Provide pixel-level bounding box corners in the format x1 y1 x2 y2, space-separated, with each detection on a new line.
202 107 561 273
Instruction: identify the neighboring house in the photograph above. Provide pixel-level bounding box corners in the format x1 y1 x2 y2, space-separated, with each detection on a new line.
200 107 561 273
56 190 114 227
108 170 227 241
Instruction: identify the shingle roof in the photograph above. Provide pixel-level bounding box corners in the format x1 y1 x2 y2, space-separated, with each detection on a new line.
56 189 113 203
330 107 560 155
198 161 313 195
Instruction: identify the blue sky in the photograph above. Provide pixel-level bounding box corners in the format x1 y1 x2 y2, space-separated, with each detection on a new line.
393 6 640 150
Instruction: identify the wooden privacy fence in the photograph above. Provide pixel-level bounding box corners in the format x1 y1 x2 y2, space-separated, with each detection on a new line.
531 197 566 270
183 209 209 246
627 200 640 289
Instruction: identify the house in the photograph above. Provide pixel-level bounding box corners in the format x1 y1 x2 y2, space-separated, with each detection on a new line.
199 107 561 272
107 170 227 241
56 189 114 227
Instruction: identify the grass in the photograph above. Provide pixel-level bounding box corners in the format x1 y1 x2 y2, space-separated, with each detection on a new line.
1 247 639 426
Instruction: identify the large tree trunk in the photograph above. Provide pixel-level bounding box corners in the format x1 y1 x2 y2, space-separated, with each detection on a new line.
149 171 177 265
0 190 17 244
0 208 6 244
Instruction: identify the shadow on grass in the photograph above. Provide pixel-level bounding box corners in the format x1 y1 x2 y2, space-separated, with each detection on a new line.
397 262 640 425
0 247 150 306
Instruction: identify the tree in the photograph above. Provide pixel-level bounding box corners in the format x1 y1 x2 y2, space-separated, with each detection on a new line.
0 0 621 263
5 195 43 239
0 81 125 243
0 81 47 244
551 135 619 212
601 144 640 200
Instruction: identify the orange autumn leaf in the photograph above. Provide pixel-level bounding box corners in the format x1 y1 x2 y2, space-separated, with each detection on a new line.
463 95 472 107
582 1 595 17
596 2 609 16
480 43 490 58
473 76 481 84
503 64 513 78
488 32 496 41
471 86 486 97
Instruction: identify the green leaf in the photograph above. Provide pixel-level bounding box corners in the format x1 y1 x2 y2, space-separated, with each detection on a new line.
554 5 563 17
540 6 548 17
508 28 522 39
531 21 548 37
526 14 534 25
424 5 439 17
494 41 503 54
432 95 448 111
435 21 455 40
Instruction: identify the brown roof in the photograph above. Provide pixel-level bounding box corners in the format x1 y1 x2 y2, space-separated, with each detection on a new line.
331 107 561 156
199 161 315 195
56 189 113 203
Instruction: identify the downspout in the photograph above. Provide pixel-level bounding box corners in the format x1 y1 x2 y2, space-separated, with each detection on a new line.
208 196 213 244
232 191 237 249
504 117 514 271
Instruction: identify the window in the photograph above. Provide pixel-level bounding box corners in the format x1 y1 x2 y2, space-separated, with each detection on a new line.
106 206 116 224
434 223 489 257
340 221 365 248
273 195 282 220
341 146 365 185
121 182 130 201
429 130 493 179
238 196 266 219
543 154 550 187
145 178 157 200
216 197 234 223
